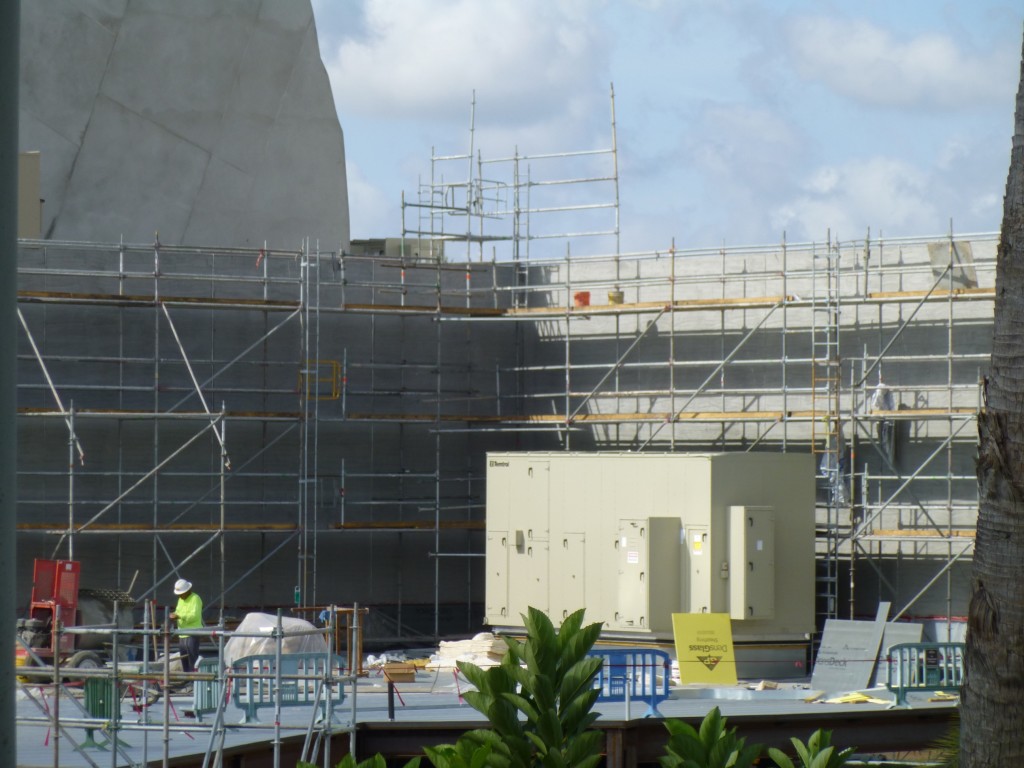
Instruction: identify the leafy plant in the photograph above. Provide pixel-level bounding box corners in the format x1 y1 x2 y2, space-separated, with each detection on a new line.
767 729 855 768
929 708 960 768
423 739 496 768
659 706 763 768
443 606 605 768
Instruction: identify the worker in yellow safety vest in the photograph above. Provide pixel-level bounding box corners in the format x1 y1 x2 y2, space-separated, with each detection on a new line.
170 578 204 674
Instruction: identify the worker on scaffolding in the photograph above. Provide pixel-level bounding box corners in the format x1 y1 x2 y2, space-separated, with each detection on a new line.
170 578 204 676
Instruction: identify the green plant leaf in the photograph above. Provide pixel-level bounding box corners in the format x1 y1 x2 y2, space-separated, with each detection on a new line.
427 606 604 768
664 718 700 739
558 657 603 704
558 609 585 642
735 743 765 768
535 706 565 749
767 747 796 768
565 731 603 763
698 707 725 746
456 660 489 689
833 746 857 766
792 737 812 767
808 729 826 753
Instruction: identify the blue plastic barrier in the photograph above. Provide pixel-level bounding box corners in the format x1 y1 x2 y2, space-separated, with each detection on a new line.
885 642 964 707
588 648 671 717
191 657 224 722
231 652 346 723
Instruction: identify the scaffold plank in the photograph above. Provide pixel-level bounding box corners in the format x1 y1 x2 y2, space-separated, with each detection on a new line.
333 520 484 530
345 408 975 424
18 289 299 310
17 522 299 532
866 287 994 302
870 529 976 538
17 407 301 420
341 302 504 316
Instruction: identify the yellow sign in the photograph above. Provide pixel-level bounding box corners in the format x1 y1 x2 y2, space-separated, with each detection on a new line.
672 613 738 684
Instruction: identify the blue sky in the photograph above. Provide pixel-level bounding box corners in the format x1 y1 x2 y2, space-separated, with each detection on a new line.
312 1 1021 257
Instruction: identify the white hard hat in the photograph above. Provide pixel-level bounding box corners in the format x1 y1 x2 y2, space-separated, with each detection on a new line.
173 578 193 595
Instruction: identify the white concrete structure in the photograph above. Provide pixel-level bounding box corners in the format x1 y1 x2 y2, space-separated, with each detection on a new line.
18 0 348 250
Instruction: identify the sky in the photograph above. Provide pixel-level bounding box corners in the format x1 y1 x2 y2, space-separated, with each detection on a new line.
311 1 1021 258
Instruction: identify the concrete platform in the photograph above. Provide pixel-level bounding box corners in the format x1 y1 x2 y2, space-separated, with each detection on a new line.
15 666 958 767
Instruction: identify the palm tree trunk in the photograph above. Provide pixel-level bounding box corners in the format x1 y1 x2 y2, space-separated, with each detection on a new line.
961 26 1024 768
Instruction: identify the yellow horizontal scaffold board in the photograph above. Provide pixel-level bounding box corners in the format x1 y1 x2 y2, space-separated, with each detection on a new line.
338 287 992 318
17 522 298 532
861 408 977 418
345 407 978 424
870 529 976 538
346 411 790 423
18 290 300 309
342 296 792 318
333 520 484 530
506 295 791 315
866 286 993 301
341 303 505 316
17 407 301 419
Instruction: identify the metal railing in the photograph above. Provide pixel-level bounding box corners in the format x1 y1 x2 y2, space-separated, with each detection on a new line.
13 605 361 768
885 642 965 707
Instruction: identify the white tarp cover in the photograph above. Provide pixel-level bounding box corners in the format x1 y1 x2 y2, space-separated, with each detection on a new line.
222 612 329 667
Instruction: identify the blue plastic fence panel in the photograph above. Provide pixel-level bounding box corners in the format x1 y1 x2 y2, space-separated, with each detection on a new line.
191 657 224 722
885 642 965 707
588 648 671 717
231 652 346 723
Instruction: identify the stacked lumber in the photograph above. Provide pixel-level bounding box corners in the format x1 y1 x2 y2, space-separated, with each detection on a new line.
426 632 508 670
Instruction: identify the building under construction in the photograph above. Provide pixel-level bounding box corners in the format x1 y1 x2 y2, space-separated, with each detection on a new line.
15 224 991 644
14 1 990 648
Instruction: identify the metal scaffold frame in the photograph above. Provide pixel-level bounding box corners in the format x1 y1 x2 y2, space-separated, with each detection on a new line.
15 224 993 641
16 238 315 617
14 605 360 767
6 224 982 767
5 43 992 645
332 224 993 638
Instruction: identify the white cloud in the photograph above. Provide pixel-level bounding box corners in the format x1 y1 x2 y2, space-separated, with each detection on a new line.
345 160 396 239
322 0 607 124
784 16 1015 109
772 157 939 240
687 102 804 178
806 167 840 195
969 191 1001 223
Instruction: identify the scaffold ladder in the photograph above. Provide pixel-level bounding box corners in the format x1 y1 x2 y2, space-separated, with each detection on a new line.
811 237 843 620
810 239 840 455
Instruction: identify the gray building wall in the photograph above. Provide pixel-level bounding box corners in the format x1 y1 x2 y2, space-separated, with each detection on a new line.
15 235 991 641
19 0 348 251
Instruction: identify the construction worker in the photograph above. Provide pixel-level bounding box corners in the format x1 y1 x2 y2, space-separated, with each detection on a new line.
170 578 203 675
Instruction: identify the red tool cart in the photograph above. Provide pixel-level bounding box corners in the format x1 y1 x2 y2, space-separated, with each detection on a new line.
28 558 81 659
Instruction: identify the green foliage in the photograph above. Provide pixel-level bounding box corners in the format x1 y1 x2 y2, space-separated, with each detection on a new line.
428 606 605 768
424 740 497 768
659 706 763 768
766 729 855 768
929 709 960 768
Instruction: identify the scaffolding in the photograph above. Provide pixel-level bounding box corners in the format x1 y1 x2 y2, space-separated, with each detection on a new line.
16 238 314 620
329 226 992 640
15 78 994 642
15 606 360 767
16 226 993 641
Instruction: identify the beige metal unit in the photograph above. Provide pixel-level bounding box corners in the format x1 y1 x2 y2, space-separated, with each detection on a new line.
485 452 815 642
